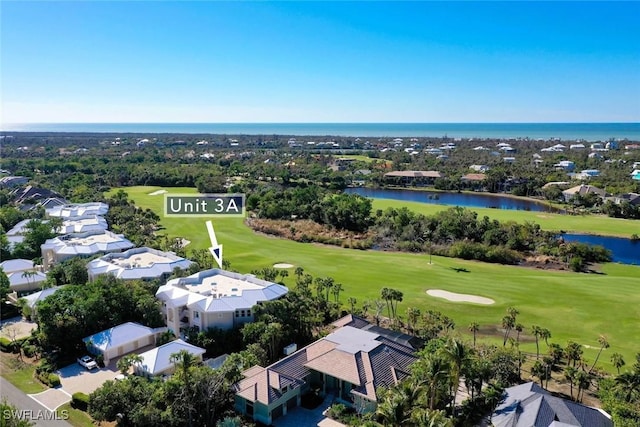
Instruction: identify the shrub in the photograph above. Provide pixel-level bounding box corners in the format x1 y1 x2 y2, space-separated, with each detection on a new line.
71 392 90 411
0 337 12 353
22 344 37 358
48 373 61 387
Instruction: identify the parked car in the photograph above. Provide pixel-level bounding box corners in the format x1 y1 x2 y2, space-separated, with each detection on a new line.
77 355 98 370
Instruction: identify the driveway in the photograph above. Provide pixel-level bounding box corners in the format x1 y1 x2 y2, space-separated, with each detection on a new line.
0 316 36 340
57 361 121 395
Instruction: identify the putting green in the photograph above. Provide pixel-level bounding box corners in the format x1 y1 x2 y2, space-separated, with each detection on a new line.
107 186 640 373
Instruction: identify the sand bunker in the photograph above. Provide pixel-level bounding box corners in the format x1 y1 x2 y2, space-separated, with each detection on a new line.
273 263 294 269
427 289 495 305
148 189 168 196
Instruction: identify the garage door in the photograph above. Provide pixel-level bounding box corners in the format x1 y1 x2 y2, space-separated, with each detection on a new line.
286 396 297 410
272 404 283 420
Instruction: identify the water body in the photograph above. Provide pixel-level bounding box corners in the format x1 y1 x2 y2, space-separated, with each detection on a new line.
345 187 557 213
346 187 639 265
4 122 640 141
561 234 639 265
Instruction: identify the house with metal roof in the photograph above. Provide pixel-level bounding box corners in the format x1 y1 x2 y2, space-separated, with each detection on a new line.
86 247 193 282
234 315 421 425
156 269 288 335
133 339 206 377
0 259 46 295
58 215 109 234
492 382 612 427
83 322 160 364
46 202 109 219
41 229 134 270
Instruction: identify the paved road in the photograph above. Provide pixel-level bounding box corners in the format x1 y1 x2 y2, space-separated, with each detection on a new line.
1 377 72 426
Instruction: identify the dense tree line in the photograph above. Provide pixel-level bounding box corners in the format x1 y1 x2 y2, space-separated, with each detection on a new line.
35 275 164 356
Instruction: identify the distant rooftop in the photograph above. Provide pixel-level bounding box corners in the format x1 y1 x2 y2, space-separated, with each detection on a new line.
87 247 193 280
41 229 134 256
46 202 109 218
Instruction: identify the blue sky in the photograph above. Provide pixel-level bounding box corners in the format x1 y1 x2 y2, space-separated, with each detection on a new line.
2 1 639 123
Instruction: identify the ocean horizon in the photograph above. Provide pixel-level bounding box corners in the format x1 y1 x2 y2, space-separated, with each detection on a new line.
3 122 640 141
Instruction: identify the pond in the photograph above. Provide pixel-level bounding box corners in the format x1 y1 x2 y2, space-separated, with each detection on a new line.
345 187 558 212
560 233 640 265
346 187 640 265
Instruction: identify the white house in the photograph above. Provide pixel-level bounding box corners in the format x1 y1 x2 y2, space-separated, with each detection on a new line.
554 160 575 171
134 339 206 377
86 247 193 282
58 215 109 234
1 259 37 275
83 322 159 364
156 269 288 335
46 202 109 219
19 286 64 319
6 271 47 294
41 230 135 270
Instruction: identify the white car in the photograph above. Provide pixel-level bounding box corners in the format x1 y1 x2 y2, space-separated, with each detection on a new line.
77 355 98 370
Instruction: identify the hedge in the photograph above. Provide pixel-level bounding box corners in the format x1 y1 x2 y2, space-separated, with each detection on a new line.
71 392 90 411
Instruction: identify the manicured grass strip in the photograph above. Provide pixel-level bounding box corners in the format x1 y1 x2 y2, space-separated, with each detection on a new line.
108 186 640 373
2 363 46 394
57 402 95 427
371 198 640 238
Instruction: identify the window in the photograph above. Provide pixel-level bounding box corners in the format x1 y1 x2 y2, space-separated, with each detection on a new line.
235 311 239 317
246 402 253 416
247 309 251 317
218 313 224 318
194 311 199 319
241 310 246 317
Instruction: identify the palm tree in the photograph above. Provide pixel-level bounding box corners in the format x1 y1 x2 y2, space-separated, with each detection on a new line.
501 315 515 347
332 283 343 303
564 366 577 401
564 341 583 368
375 392 407 427
347 297 357 314
407 307 421 335
610 352 625 374
374 300 385 326
381 288 392 320
442 338 468 412
409 408 453 427
170 349 198 426
531 325 542 359
531 361 545 387
117 353 143 375
615 371 640 402
515 324 524 344
539 328 551 347
589 335 609 373
294 266 304 281
278 269 289 283
413 353 451 410
575 370 591 403
21 270 38 288
468 322 479 348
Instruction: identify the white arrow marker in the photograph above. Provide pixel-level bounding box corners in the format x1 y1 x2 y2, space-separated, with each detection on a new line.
206 220 223 269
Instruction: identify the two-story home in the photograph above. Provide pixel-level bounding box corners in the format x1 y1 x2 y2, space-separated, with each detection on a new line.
41 230 134 270
234 315 422 425
86 247 193 282
155 269 288 336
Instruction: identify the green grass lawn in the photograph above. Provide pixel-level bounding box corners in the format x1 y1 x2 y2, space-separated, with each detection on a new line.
58 403 96 427
109 186 640 373
371 198 640 238
1 361 46 394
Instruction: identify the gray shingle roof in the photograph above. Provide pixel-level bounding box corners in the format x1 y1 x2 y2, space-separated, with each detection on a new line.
493 382 613 427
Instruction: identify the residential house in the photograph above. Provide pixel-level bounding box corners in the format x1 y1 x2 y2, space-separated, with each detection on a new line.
570 144 586 150
134 339 206 378
0 176 29 189
16 286 64 319
234 315 421 425
83 322 161 364
461 173 486 183
46 202 109 219
41 230 135 270
58 215 109 234
10 186 65 209
554 160 575 171
0 258 47 294
562 185 606 203
631 170 640 181
469 165 490 173
492 382 612 427
156 269 288 335
86 247 193 282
